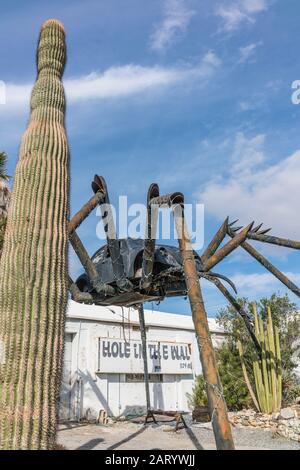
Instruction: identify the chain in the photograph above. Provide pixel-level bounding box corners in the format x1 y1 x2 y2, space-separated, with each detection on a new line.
204 381 226 426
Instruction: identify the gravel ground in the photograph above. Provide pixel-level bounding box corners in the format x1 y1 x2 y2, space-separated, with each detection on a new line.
57 418 300 451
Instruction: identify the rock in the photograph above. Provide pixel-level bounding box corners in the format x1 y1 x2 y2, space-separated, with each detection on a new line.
241 419 249 426
192 406 210 423
275 416 300 442
292 405 300 418
192 422 213 430
295 397 300 405
249 420 258 427
279 408 296 420
161 425 175 432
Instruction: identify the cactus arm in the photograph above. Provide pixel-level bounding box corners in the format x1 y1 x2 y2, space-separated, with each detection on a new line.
266 306 277 411
258 312 271 413
275 325 282 411
237 339 260 411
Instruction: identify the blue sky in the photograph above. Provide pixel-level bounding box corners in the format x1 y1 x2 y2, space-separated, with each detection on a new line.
0 0 300 316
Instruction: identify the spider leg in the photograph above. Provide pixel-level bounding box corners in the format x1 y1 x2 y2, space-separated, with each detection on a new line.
140 183 160 290
202 271 237 294
207 275 262 356
68 275 93 304
92 175 132 292
240 226 300 250
69 191 105 234
202 222 254 271
171 198 234 450
69 229 115 296
135 303 154 419
140 189 183 288
227 225 300 298
68 187 116 300
201 217 229 264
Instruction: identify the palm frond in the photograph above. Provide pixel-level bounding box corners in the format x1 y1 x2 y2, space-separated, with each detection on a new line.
0 152 11 181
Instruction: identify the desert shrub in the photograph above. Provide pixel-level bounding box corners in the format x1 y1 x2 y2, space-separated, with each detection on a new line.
187 375 208 409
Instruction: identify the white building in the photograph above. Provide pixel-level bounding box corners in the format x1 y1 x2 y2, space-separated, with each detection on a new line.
59 300 226 421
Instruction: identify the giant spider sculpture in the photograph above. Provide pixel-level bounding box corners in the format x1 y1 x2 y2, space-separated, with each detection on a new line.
68 175 300 450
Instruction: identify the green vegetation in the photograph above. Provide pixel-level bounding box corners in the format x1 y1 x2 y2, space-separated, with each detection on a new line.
190 294 300 412
238 305 282 413
187 374 208 409
0 151 10 255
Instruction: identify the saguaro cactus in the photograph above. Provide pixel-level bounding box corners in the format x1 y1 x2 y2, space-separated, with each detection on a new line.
0 19 69 449
238 304 282 414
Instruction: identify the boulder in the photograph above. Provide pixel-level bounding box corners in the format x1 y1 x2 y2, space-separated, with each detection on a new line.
192 406 210 423
279 408 296 420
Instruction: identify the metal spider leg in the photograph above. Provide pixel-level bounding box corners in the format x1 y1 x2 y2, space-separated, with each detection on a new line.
69 229 115 297
202 222 254 271
201 217 229 264
208 276 261 356
92 175 132 292
140 183 160 290
68 275 94 304
68 187 116 299
136 303 156 421
172 200 235 450
140 188 184 289
69 191 105 234
227 225 300 298
239 224 300 250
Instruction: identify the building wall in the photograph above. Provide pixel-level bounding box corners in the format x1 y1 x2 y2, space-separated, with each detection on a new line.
60 301 227 421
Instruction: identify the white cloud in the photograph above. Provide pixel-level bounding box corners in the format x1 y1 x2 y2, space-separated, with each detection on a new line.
0 54 221 114
216 4 249 32
238 96 265 111
243 0 268 13
230 271 300 295
150 0 196 52
216 0 269 32
199 133 300 239
239 41 262 63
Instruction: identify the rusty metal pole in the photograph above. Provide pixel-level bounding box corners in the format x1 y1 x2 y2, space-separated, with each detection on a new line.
69 191 104 234
227 228 300 298
141 183 160 289
137 304 151 413
69 230 115 296
173 204 235 450
210 276 261 355
243 232 300 250
201 217 229 264
202 223 253 271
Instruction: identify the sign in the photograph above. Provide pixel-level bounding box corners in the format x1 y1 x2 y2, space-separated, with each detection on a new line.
98 338 193 374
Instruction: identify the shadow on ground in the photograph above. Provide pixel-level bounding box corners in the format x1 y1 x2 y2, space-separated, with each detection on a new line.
77 438 104 450
107 426 147 450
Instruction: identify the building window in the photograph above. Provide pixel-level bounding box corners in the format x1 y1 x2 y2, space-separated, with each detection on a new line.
125 374 162 383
